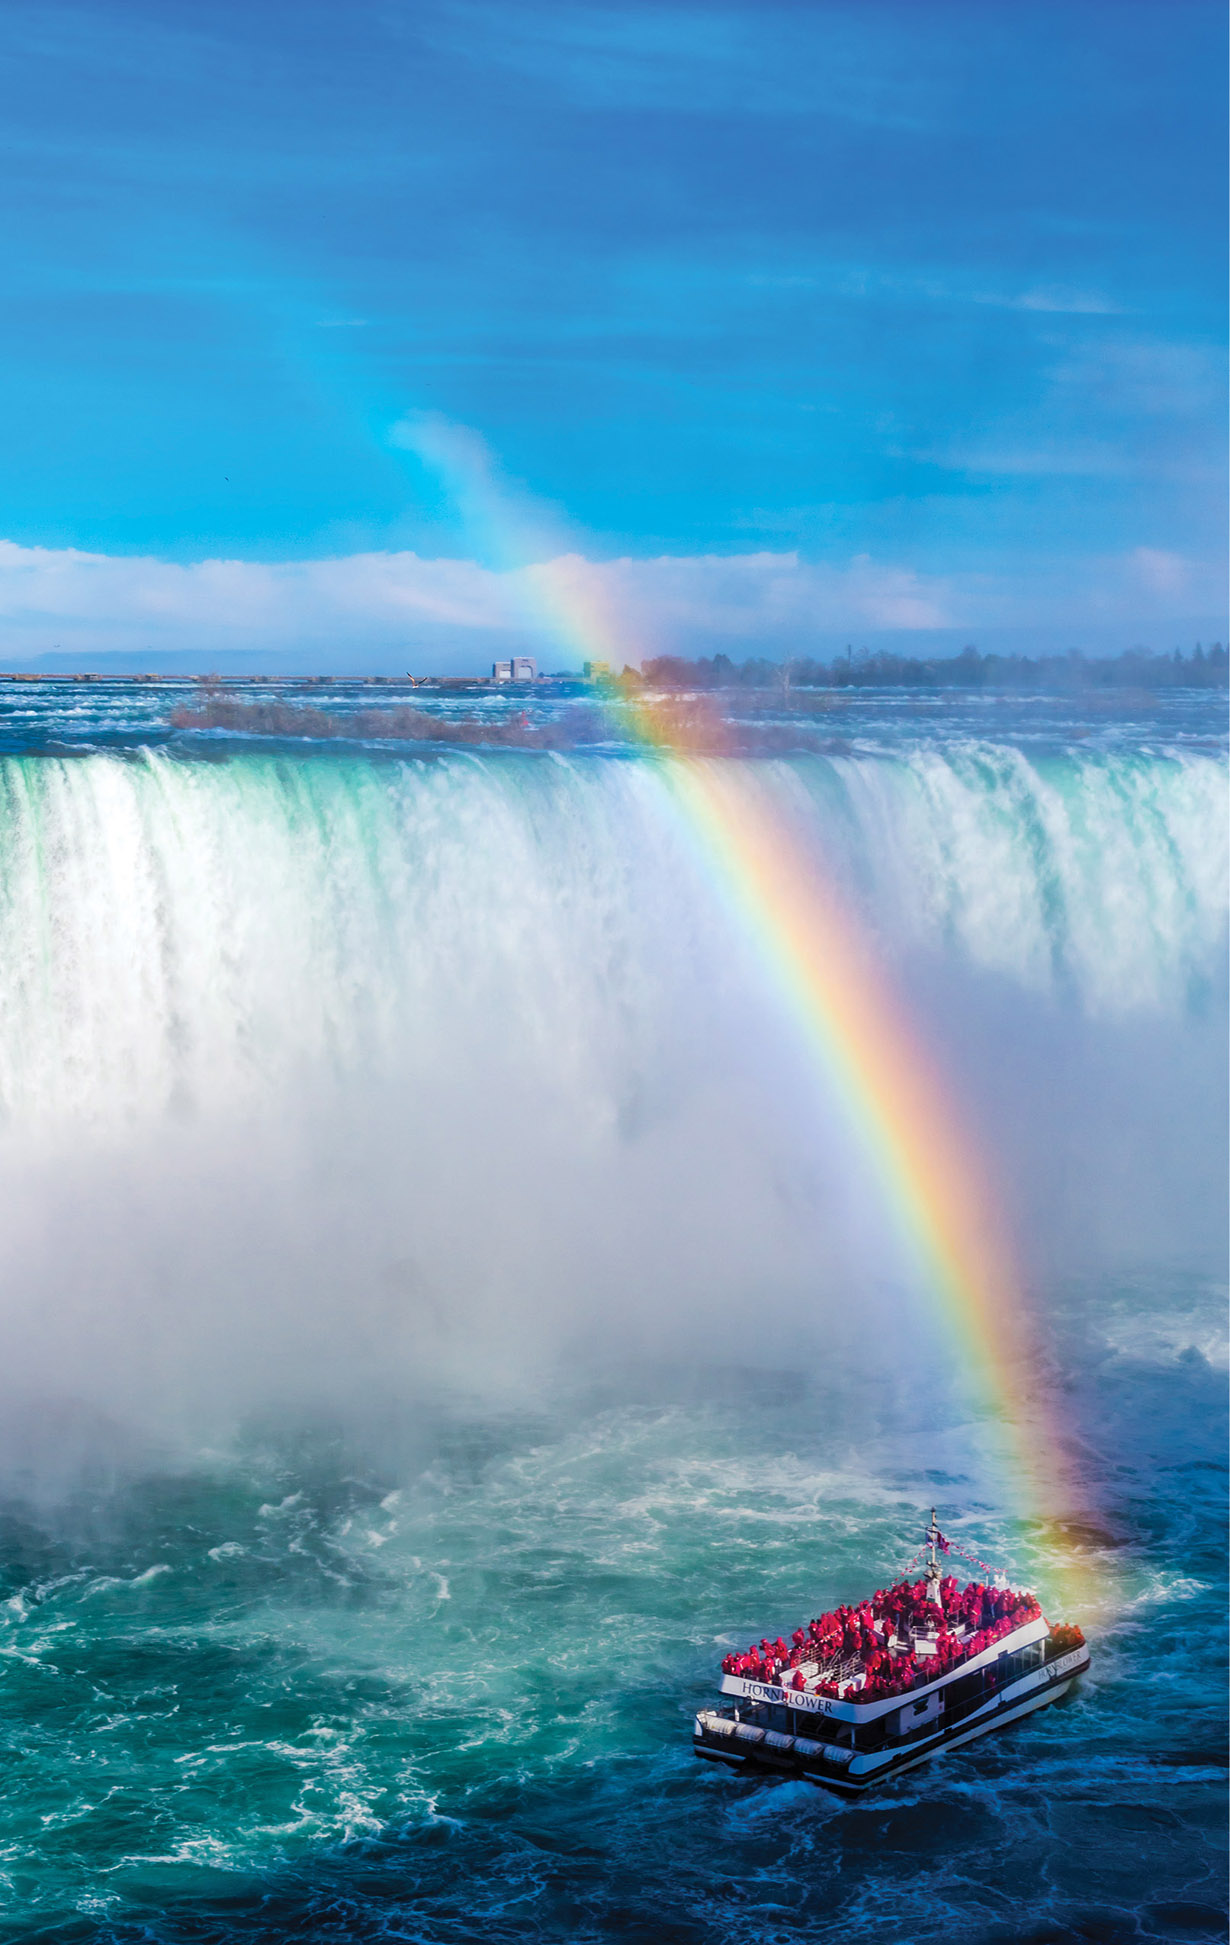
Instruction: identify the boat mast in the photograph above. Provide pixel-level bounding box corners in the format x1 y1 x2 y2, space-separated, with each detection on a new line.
924 1507 944 1607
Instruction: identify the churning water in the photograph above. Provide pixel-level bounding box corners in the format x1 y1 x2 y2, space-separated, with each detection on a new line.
0 688 1224 1942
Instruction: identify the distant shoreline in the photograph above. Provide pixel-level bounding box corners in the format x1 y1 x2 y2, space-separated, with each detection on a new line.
0 640 1225 694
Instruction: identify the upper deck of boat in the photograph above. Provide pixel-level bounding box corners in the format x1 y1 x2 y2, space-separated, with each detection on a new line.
713 1512 1089 1723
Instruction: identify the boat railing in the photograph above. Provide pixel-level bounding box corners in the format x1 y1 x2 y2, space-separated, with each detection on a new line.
805 1651 862 1688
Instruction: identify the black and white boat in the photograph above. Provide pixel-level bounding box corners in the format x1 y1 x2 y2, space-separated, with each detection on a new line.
694 1511 1089 1793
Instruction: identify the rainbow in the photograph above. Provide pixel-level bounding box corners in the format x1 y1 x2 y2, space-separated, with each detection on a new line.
399 415 1094 1606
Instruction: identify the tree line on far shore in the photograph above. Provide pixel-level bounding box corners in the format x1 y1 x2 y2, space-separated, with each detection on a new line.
634 642 1229 691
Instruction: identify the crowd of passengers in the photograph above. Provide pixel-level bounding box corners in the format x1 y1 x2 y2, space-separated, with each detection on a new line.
719 1577 1044 1700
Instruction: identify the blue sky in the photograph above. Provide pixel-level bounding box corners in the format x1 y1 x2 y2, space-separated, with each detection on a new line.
0 0 1224 667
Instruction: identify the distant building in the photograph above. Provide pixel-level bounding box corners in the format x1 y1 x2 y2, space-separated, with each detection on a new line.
492 660 513 682
511 656 537 681
583 659 612 681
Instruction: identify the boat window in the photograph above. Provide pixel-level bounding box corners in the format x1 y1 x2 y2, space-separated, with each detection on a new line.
946 1668 988 1708
998 1645 1041 1683
744 1703 785 1731
827 1721 854 1748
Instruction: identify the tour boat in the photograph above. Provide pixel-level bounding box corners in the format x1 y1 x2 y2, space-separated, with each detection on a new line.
693 1511 1089 1793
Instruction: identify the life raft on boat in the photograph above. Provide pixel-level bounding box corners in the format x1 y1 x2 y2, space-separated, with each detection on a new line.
693 1509 1089 1794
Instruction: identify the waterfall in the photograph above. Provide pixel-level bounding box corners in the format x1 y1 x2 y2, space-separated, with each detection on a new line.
0 743 1223 1435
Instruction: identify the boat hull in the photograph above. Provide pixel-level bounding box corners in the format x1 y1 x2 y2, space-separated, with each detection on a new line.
693 1644 1089 1793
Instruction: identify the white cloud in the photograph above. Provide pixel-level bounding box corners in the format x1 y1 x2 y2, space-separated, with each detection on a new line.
1130 546 1191 598
419 3 945 129
0 541 512 656
992 286 1121 315
821 268 1122 316
0 541 956 665
0 539 1220 671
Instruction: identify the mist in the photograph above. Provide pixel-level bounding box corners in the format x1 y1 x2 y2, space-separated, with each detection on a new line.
0 742 1223 1479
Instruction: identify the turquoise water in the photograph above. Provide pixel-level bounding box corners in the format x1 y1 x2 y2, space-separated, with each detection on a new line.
1 1323 1226 1943
0 696 1224 1940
